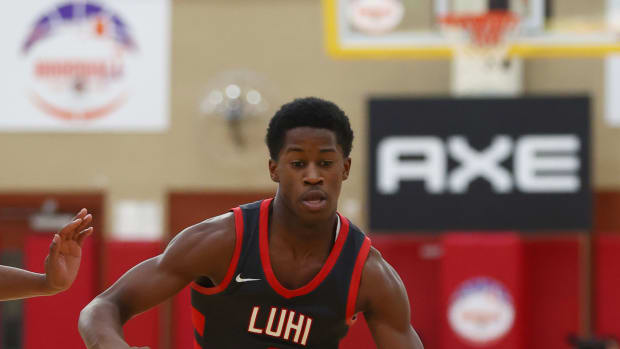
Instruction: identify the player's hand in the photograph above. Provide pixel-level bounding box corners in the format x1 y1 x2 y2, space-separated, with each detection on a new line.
44 208 94 293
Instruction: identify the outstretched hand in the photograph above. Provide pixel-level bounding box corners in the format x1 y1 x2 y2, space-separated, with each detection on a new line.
44 208 93 293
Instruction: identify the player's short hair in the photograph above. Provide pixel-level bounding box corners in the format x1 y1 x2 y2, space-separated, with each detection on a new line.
265 97 354 160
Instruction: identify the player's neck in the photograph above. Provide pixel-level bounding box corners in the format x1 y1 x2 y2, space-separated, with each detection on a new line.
269 198 338 252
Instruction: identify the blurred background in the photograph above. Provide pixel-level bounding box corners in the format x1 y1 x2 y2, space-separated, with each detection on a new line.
0 0 619 348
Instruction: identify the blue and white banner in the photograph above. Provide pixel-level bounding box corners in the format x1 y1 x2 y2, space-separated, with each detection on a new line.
0 0 170 132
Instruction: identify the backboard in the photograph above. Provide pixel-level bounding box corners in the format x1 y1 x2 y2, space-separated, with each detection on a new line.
323 0 620 59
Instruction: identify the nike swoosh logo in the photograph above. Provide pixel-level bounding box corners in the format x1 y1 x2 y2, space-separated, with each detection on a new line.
236 273 261 283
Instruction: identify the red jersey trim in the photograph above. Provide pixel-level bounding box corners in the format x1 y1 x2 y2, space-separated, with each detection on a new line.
191 207 244 295
346 236 371 326
191 306 206 337
259 198 350 299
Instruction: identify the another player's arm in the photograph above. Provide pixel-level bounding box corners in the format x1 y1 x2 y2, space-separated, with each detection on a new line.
357 247 424 349
78 213 236 349
0 208 93 301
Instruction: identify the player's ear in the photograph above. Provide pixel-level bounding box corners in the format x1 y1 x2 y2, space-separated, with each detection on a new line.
343 157 351 181
269 159 279 182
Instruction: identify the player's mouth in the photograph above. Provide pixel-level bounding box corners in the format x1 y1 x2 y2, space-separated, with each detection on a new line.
301 190 328 211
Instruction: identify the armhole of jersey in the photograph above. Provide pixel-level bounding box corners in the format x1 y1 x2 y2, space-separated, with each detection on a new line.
345 236 372 326
191 207 244 295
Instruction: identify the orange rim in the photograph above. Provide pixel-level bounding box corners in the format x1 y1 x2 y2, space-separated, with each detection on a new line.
439 10 520 46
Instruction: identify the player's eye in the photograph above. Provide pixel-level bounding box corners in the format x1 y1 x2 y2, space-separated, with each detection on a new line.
291 160 305 168
320 160 333 167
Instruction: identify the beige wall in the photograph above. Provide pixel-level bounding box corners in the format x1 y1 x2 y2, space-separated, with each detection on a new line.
1 0 618 234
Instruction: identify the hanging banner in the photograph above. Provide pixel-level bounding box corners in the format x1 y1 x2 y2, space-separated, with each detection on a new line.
369 97 592 232
0 0 170 132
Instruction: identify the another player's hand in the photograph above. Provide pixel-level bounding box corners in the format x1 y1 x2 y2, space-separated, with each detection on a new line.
44 208 93 293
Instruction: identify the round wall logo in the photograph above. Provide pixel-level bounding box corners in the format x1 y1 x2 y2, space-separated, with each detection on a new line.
348 0 405 35
22 2 137 120
448 277 515 345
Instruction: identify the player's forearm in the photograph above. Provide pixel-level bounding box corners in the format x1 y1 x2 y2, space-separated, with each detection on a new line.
0 265 58 300
79 297 131 349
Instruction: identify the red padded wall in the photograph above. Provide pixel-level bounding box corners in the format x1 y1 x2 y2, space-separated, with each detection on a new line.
523 235 583 349
440 233 524 349
594 234 620 338
340 234 440 349
104 240 163 349
173 286 193 349
23 234 96 349
338 234 584 349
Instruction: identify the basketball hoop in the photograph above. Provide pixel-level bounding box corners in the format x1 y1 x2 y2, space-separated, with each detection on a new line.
440 11 520 47
439 10 523 96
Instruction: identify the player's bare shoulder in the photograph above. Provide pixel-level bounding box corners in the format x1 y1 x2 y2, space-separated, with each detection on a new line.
356 246 410 318
160 212 237 281
359 247 424 349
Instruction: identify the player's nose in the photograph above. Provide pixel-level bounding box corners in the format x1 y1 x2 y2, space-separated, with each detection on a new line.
303 164 323 185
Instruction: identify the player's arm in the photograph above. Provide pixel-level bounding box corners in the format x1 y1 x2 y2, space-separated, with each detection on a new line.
78 212 236 349
0 208 93 301
358 247 424 349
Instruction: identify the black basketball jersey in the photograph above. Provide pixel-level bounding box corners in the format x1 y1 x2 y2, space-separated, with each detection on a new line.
190 198 371 349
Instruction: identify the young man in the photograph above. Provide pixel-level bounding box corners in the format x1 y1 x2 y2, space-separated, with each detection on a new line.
79 97 424 349
0 208 93 301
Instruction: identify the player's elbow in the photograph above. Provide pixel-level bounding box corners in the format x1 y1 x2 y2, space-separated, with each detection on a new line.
78 296 124 343
79 297 107 331
78 298 101 345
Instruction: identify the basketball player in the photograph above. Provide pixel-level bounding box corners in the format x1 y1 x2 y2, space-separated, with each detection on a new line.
79 98 424 349
0 208 93 301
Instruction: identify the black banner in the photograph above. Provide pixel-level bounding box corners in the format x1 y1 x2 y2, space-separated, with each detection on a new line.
368 97 591 232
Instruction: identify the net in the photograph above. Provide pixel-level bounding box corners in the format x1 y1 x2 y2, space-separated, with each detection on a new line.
439 10 523 96
440 11 520 47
